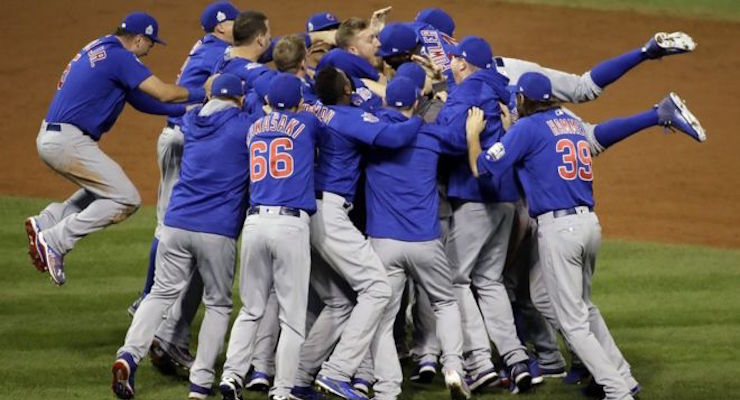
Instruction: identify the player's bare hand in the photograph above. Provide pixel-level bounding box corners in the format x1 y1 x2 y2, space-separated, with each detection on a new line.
370 6 392 32
466 107 486 138
309 30 337 46
411 54 444 83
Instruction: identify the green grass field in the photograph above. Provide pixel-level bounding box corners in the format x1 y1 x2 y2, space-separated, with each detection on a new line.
492 0 740 21
1 196 738 400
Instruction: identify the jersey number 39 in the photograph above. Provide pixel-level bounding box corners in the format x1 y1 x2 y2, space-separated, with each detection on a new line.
556 138 593 181
250 138 294 182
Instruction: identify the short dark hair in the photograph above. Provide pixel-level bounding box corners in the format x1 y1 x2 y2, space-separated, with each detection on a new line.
315 67 349 105
273 34 306 73
233 11 268 46
516 94 560 118
113 27 137 39
335 17 369 50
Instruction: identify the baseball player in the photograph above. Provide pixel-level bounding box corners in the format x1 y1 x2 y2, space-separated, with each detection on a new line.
217 73 322 400
364 76 470 400
288 66 423 400
25 12 201 286
305 12 341 77
316 18 385 111
112 73 251 400
127 1 241 377
214 11 274 91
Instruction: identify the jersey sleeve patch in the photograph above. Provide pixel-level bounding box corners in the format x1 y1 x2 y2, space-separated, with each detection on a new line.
485 142 506 161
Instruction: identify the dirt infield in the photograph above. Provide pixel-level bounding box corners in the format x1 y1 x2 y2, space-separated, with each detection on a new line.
1 0 737 248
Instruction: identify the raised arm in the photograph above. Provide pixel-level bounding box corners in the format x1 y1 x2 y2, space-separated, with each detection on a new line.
138 75 205 103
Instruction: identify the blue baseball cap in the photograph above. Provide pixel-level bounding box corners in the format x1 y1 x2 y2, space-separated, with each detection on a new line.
268 73 303 109
212 73 244 98
121 12 166 45
306 12 340 32
200 1 239 33
386 76 420 108
518 72 552 101
377 23 419 57
254 71 277 103
395 62 426 90
415 8 455 37
448 36 494 70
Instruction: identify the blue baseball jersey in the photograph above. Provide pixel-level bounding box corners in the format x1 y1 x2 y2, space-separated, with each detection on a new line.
317 49 383 111
45 35 153 139
164 103 254 239
405 21 457 86
436 68 521 203
214 48 274 92
247 110 321 214
168 34 231 127
312 104 421 202
365 109 462 241
477 108 595 217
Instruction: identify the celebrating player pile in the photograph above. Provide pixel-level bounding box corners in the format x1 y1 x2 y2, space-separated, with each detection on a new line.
24 2 706 400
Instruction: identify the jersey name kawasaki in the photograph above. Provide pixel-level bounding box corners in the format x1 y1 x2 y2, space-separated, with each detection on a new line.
248 110 319 214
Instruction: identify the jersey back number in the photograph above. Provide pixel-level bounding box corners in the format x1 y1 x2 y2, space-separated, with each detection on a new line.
250 138 294 182
556 138 592 181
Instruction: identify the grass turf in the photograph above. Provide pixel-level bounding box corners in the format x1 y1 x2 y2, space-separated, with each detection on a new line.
0 196 738 399
490 0 740 21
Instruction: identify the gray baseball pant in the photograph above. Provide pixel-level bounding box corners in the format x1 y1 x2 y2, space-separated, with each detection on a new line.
221 209 311 398
535 210 636 399
447 201 528 372
35 122 140 254
118 226 235 388
294 253 356 387
504 201 566 371
250 290 280 376
370 238 465 400
311 192 392 382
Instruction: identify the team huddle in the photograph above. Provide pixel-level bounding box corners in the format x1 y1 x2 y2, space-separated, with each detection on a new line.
24 2 707 400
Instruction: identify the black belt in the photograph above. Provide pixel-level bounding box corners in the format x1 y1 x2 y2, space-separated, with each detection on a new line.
315 191 352 209
248 205 302 217
550 206 594 218
46 123 62 132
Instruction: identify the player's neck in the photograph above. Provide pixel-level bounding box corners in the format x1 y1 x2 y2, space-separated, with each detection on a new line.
231 45 264 62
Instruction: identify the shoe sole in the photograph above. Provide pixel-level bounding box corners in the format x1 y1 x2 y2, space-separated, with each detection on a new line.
541 371 567 379
112 360 134 399
532 375 544 385
37 232 65 286
513 372 533 394
315 379 357 399
655 32 697 53
445 373 471 400
469 370 499 392
669 92 707 142
25 218 47 272
245 377 270 392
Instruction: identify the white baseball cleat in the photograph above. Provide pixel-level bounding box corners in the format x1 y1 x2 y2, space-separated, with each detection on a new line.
657 92 707 142
643 31 697 58
444 370 471 400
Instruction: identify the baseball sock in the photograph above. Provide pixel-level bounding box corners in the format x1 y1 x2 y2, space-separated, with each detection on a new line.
589 48 646 89
142 237 159 295
594 109 659 149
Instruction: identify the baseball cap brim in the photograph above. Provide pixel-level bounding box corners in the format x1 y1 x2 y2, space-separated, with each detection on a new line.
150 36 166 45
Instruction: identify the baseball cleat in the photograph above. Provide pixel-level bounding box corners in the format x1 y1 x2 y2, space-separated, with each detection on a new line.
37 232 65 286
315 375 367 400
444 370 472 400
540 365 567 378
245 370 272 392
508 361 533 394
409 361 437 383
528 358 544 385
643 31 696 59
127 294 144 318
657 92 707 142
24 217 47 272
219 377 243 400
351 377 372 396
290 385 323 400
188 383 212 400
111 352 137 399
466 367 499 392
563 365 590 384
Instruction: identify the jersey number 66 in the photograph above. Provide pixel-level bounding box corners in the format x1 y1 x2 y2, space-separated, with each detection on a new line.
250 138 294 182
